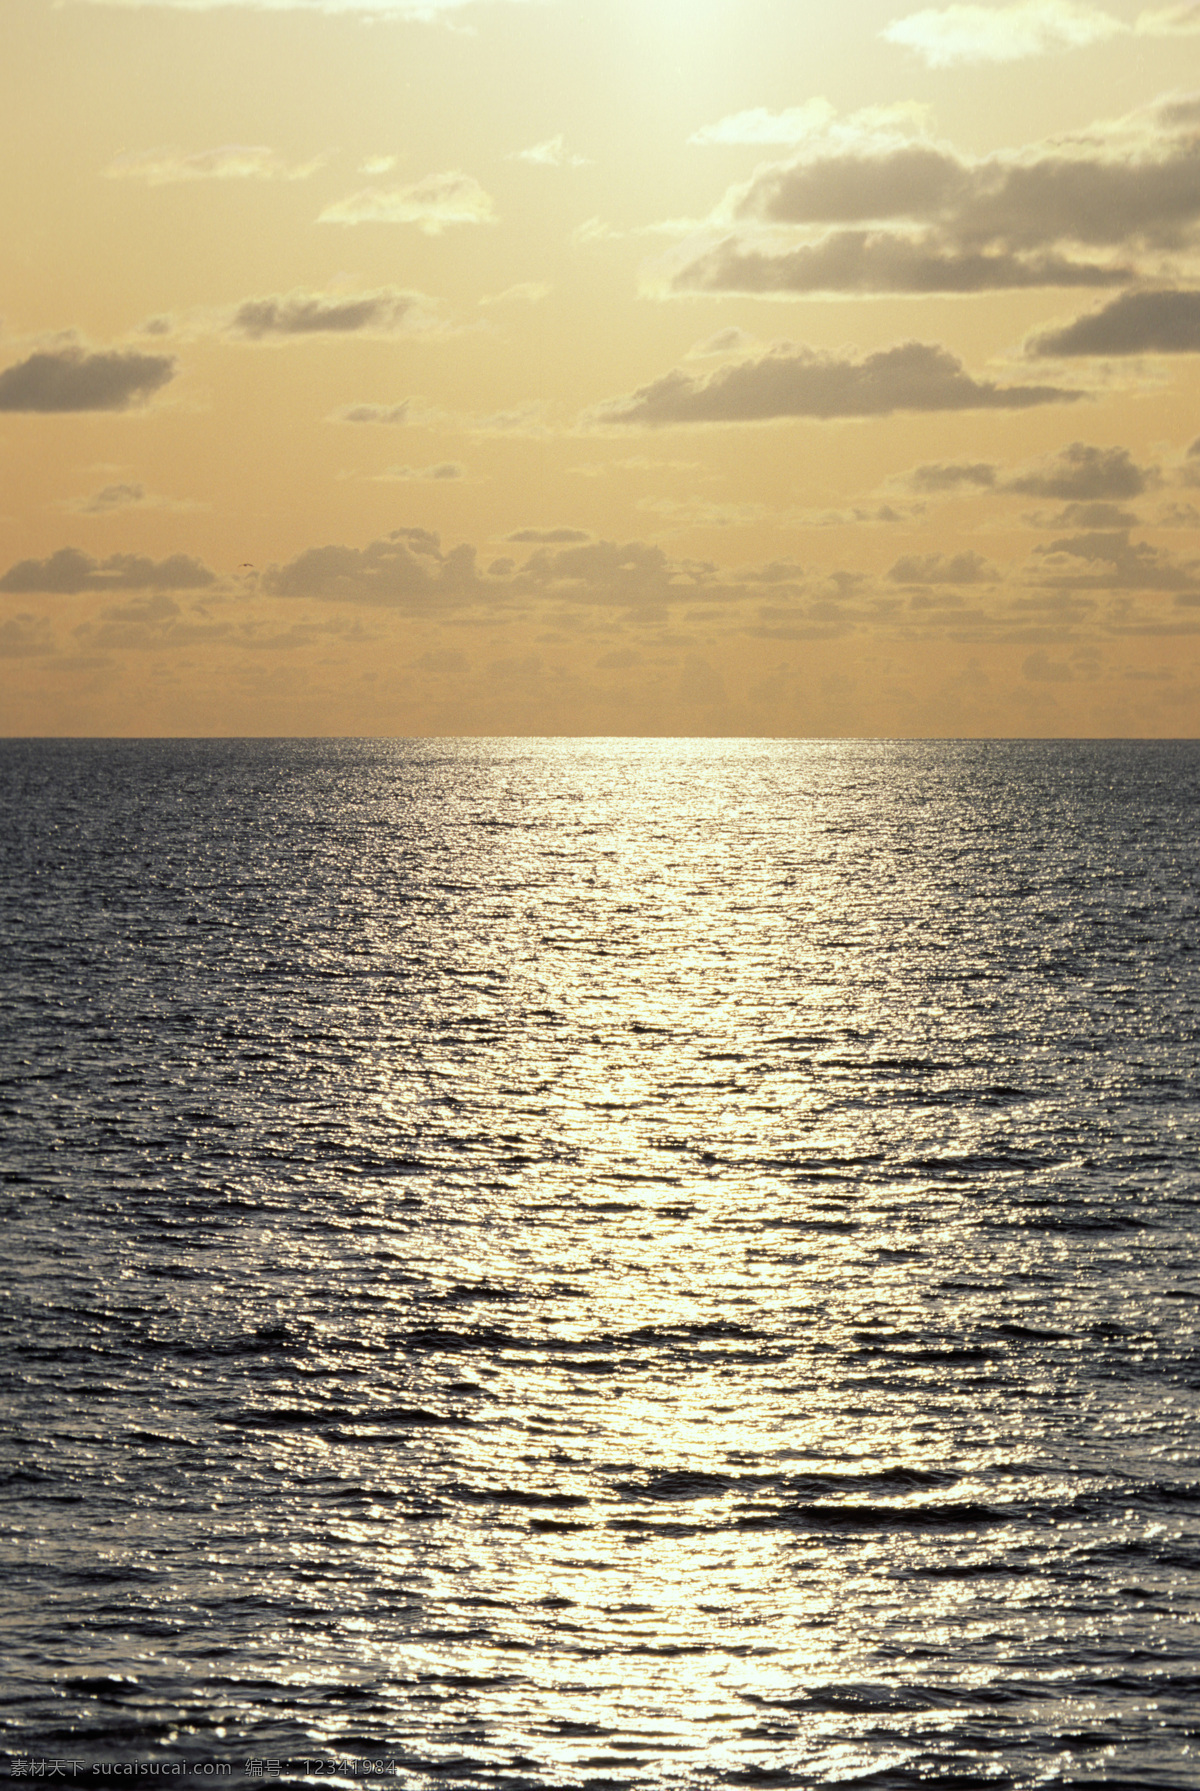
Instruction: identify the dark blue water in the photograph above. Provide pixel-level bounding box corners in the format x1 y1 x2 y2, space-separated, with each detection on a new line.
2 738 1199 1790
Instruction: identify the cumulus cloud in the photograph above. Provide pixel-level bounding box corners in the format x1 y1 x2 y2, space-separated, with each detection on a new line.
882 1 1125 67
665 94 1200 297
104 145 324 183
587 340 1079 427
889 550 995 581
1033 526 1200 589
1006 441 1153 498
0 547 215 595
0 345 176 412
512 136 589 167
1028 288 1200 354
229 288 433 339
318 172 496 232
262 528 481 609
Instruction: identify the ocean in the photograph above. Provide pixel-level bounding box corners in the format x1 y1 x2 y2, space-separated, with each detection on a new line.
2 737 1198 1791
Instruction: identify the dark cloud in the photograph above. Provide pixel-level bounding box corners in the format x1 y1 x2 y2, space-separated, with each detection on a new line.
507 528 591 543
262 528 480 608
230 289 427 338
0 346 175 412
73 592 231 653
672 231 1125 298
589 341 1079 427
1007 442 1152 500
1037 501 1142 528
908 460 998 491
1029 288 1200 354
668 99 1200 296
1033 528 1200 591
889 550 994 582
0 547 216 595
0 614 54 657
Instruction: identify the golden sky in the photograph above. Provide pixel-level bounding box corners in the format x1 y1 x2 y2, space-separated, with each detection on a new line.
2 0 1200 735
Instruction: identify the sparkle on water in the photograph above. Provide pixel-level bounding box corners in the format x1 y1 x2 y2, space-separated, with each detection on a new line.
1 738 1198 1789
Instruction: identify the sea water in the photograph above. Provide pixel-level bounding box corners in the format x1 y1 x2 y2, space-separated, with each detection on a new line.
2 738 1198 1789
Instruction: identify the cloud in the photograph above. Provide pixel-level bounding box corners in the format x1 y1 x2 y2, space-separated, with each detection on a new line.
262 528 481 609
512 135 590 167
229 288 434 338
587 340 1080 427
0 547 216 595
1028 288 1200 354
664 95 1200 297
103 145 324 184
1006 441 1153 498
71 591 232 653
1032 527 1200 590
686 327 759 358
907 460 998 490
882 1 1125 67
330 402 411 425
0 345 176 412
1137 3 1200 33
690 100 841 148
689 99 937 150
68 481 148 514
62 480 201 516
479 283 552 306
507 527 591 542
670 232 1125 297
571 216 623 246
370 462 464 480
318 171 496 231
1023 649 1077 680
889 550 995 581
0 614 54 658
1038 500 1142 526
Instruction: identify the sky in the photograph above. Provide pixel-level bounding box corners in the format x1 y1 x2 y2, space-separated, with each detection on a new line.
2 0 1200 736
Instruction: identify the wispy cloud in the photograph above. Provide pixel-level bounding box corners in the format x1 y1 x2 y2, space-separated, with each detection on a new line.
63 481 201 515
883 0 1200 66
227 288 437 339
369 462 464 480
318 171 496 231
103 145 326 184
689 99 934 149
512 135 590 167
882 1 1125 67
